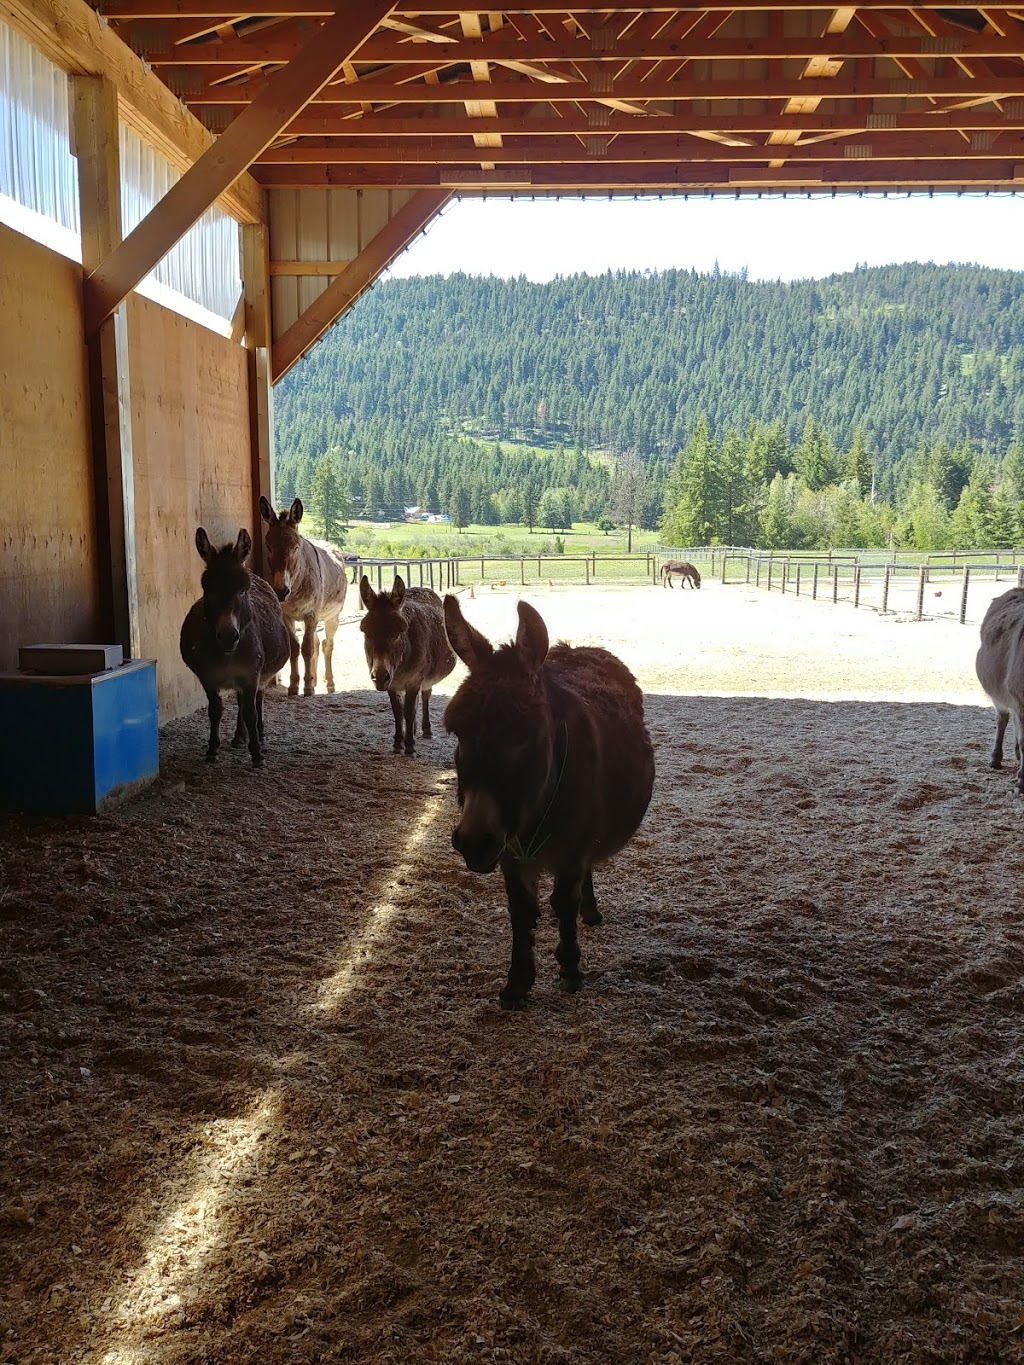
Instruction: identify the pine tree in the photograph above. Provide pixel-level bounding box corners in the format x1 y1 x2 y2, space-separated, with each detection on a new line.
660 418 721 546
449 484 470 532
310 454 348 545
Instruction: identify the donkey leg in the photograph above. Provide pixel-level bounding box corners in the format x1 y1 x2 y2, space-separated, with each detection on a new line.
991 708 1010 768
239 687 263 767
421 689 433 739
551 869 585 993
322 617 339 694
255 687 266 745
301 617 317 697
499 861 540 1008
580 868 602 926
402 688 419 756
204 688 224 763
287 630 301 697
1011 711 1024 794
231 690 248 748
388 689 404 753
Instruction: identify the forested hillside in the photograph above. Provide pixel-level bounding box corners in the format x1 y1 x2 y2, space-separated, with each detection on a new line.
273 263 1024 552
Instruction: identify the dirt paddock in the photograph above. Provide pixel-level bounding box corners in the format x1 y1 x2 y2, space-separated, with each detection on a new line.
2 583 1024 1364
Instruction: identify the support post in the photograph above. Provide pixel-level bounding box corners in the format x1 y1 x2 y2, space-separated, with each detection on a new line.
813 563 819 600
241 220 274 574
882 565 891 614
854 565 862 608
959 564 970 625
832 565 839 603
71 74 140 659
916 564 928 620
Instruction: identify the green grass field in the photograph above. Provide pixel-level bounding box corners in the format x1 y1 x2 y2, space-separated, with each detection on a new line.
314 518 653 559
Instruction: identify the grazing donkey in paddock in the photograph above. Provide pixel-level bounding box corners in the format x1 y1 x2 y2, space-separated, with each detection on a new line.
359 575 456 756
661 560 702 589
976 587 1024 793
180 528 292 767
259 496 349 696
443 596 655 1008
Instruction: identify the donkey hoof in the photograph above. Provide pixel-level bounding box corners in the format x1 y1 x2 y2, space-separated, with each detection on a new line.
558 972 584 994
205 749 218 764
303 687 315 698
421 727 433 740
499 991 529 1011
231 735 246 749
250 752 264 768
404 745 416 757
287 685 299 698
326 683 336 695
581 907 603 926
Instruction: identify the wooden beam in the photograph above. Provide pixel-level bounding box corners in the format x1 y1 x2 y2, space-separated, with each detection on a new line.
188 74 1024 102
272 188 450 380
251 157 1024 189
84 0 398 335
0 0 263 223
272 110 1024 137
242 221 275 575
144 31 1024 64
269 258 356 274
71 75 142 659
98 0 1000 14
255 133 1024 164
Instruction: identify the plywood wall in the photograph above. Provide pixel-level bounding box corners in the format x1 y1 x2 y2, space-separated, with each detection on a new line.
127 295 253 722
0 225 101 673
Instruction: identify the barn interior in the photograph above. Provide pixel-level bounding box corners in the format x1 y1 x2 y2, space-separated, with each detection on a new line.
3 0 1023 717
3 4 1024 1362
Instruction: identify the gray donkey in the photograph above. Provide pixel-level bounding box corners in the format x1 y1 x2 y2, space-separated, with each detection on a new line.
180 528 293 767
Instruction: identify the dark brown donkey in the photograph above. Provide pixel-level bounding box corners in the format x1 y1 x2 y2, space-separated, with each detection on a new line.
443 596 655 1008
661 560 702 589
180 528 292 767
259 496 350 696
359 575 456 755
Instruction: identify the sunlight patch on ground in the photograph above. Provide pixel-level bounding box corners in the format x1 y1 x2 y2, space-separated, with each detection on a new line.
89 1090 281 1365
314 784 449 1012
78 778 451 1359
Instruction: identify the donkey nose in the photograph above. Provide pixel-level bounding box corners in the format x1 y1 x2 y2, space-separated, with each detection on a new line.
217 627 240 652
275 585 290 602
372 669 392 689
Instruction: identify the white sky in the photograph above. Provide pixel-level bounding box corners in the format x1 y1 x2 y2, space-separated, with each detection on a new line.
385 193 1023 282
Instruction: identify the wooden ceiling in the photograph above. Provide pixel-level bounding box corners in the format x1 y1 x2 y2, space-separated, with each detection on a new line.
86 3 1024 193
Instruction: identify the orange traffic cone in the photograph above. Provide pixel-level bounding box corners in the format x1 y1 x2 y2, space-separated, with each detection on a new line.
548 579 554 587
469 584 475 599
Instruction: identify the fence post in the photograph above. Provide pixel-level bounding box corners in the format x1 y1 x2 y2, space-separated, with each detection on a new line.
711 549 716 578
812 563 819 600
585 557 590 585
781 560 788 594
481 555 485 582
429 561 434 591
745 555 752 584
520 556 525 586
721 554 728 584
795 564 801 596
766 556 773 591
376 563 383 592
959 564 971 625
854 565 862 609
882 565 890 614
916 564 927 621
832 565 839 604
1018 563 1024 590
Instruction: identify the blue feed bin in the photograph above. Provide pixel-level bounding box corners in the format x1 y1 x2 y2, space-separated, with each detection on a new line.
0 656 159 815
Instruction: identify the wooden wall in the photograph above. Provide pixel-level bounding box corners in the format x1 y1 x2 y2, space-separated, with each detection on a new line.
127 294 253 722
0 225 101 674
0 223 254 724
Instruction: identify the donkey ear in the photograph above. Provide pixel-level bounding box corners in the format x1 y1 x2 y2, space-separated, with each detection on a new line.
234 528 252 562
359 574 377 611
290 498 304 525
515 601 549 675
195 527 214 563
259 496 276 525
391 575 406 608
444 594 493 673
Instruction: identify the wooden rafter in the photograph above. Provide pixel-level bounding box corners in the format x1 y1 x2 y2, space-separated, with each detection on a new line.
83 0 398 334
271 187 451 380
